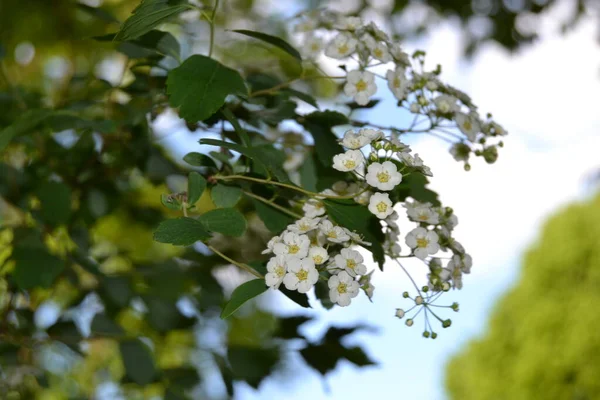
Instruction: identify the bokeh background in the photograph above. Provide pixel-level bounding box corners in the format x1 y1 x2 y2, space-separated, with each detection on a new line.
1 0 599 399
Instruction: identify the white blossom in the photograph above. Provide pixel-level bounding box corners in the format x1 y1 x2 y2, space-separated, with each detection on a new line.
341 129 370 149
365 161 402 191
433 95 459 114
344 70 377 106
389 43 410 65
261 235 281 254
303 199 326 218
283 257 319 293
283 152 304 171
343 228 372 246
287 217 320 234
273 231 310 258
333 149 364 172
302 35 324 59
406 202 439 225
455 112 481 141
386 67 410 100
405 227 440 260
356 190 372 205
335 16 362 31
328 271 359 306
334 248 366 277
265 255 287 289
409 102 420 113
368 192 394 219
309 246 329 265
319 219 350 243
325 33 358 59
359 270 375 301
360 128 384 142
448 253 472 274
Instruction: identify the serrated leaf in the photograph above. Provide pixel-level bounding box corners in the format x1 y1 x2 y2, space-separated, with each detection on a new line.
154 217 211 246
232 29 302 61
114 0 191 41
12 247 65 290
198 208 247 237
167 55 247 123
119 339 158 385
187 172 206 205
211 184 242 208
250 198 294 233
220 279 268 319
183 152 217 168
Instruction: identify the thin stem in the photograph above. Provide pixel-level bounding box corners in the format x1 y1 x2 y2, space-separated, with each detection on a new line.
208 0 220 57
243 190 302 219
249 75 345 97
208 245 263 278
394 258 422 297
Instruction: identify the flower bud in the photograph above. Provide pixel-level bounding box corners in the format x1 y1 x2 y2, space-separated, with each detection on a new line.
431 332 438 339
423 331 430 338
395 309 405 319
402 291 409 298
405 318 414 327
369 151 379 162
442 282 451 291
409 103 420 113
415 296 424 305
418 96 428 106
442 319 452 328
451 302 459 312
383 142 392 151
463 163 471 172
422 286 429 293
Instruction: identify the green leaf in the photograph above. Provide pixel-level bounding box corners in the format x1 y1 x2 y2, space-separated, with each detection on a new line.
107 30 181 59
0 109 52 151
161 193 182 211
211 184 242 208
221 108 250 146
299 153 317 192
187 172 206 205
12 247 65 290
36 181 72 226
153 217 211 246
77 3 120 23
221 279 268 319
167 55 247 123
250 198 294 233
119 339 158 385
324 200 385 269
91 314 124 336
282 87 318 108
299 110 348 166
183 152 217 168
114 0 191 41
280 287 311 308
198 208 247 237
142 295 195 333
232 29 302 61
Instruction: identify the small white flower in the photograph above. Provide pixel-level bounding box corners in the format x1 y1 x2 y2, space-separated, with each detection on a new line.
319 220 350 243
386 67 410 100
365 22 389 41
307 230 327 248
309 246 329 265
405 227 440 260
449 143 471 162
409 102 420 113
395 308 405 318
434 95 459 114
283 152 304 171
341 129 370 149
412 153 433 177
333 149 364 172
328 271 359 307
287 217 320 234
448 253 473 274
359 128 384 142
303 199 326 218
344 70 377 106
325 33 358 59
334 248 366 277
455 112 481 141
265 255 287 289
367 40 392 62
283 257 319 293
359 270 375 301
332 181 360 195
389 44 410 65
302 35 324 59
365 161 402 191
273 231 310 258
335 16 362 31
368 192 394 219
343 228 372 246
356 190 372 205
261 235 281 254
445 214 459 230
406 203 439 225
294 19 317 33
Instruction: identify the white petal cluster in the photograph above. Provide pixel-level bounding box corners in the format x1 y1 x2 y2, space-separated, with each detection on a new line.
344 70 377 106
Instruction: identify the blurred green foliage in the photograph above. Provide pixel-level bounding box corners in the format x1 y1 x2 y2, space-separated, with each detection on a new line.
446 193 600 400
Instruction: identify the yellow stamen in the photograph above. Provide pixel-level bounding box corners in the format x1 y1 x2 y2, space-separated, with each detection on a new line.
376 202 388 213
337 283 348 294
296 269 308 281
377 171 390 183
416 238 428 248
356 80 368 92
288 244 300 254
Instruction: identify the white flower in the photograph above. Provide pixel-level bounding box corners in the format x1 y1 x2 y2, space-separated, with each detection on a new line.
433 95 459 114
359 270 375 301
335 16 362 31
283 257 319 293
344 70 377 106
328 271 359 306
368 192 394 219
449 143 471 162
448 253 473 274
309 246 329 265
395 308 405 318
334 248 366 277
333 149 364 172
294 19 317 33
265 255 287 289
302 35 324 59
389 44 410 65
386 67 410 100
341 129 370 149
303 199 326 218
412 153 433 177
455 112 481 141
261 235 281 254
308 230 326 248
343 228 372 246
409 102 420 113
445 214 459 230
365 161 402 191
359 128 384 142
406 203 439 225
405 227 440 260
287 217 320 234
356 190 372 205
332 181 360 195
283 152 304 171
367 40 392 62
325 33 358 59
365 22 389 41
319 220 350 243
273 232 310 258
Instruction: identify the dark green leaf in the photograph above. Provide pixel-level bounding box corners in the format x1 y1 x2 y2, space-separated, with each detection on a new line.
232 29 302 61
161 193 182 211
114 0 191 41
165 388 189 400
143 295 195 333
299 153 317 191
251 198 294 233
12 247 65 290
163 367 200 389
36 181 72 226
227 346 279 388
153 217 211 246
282 88 318 108
314 279 335 310
0 109 52 151
167 55 247 123
391 172 440 206
299 110 348 166
119 339 158 385
183 152 217 168
220 279 267 319
91 314 124 336
100 276 133 309
132 30 180 60
77 3 120 23
198 208 247 237
211 184 242 208
221 107 250 146
187 172 206 205
345 99 381 110
275 316 311 339
280 287 311 308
